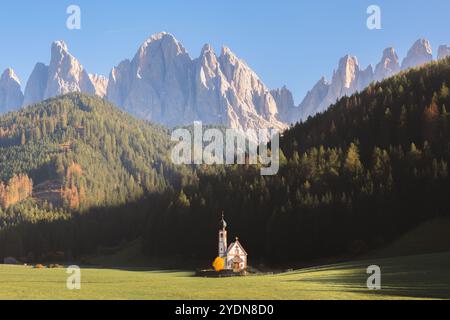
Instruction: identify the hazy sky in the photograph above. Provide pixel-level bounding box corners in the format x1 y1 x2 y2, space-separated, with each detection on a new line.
1 0 449 102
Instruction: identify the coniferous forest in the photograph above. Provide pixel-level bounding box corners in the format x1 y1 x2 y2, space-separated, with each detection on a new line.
1 58 450 266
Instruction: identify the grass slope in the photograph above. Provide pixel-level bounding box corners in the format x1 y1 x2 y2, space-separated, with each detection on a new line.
368 217 450 259
1 251 449 300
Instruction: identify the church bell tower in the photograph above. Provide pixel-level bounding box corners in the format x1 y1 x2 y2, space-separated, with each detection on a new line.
218 213 228 258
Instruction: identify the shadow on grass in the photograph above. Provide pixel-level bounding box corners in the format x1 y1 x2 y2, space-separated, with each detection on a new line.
286 252 450 299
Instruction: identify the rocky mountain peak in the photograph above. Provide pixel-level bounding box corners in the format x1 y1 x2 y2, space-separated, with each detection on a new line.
297 39 439 122
199 44 218 67
13 35 445 136
220 46 234 57
23 41 102 106
1 68 21 84
299 77 331 120
299 54 370 120
23 63 49 106
438 45 450 60
337 55 360 89
198 48 220 81
218 47 241 76
106 33 286 135
137 32 188 60
374 47 400 81
0 68 24 113
51 41 69 57
45 41 95 100
401 38 433 70
201 43 214 55
383 47 397 59
271 86 300 124
89 74 109 98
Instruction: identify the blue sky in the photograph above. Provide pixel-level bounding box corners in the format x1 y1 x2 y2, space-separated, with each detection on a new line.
1 0 449 102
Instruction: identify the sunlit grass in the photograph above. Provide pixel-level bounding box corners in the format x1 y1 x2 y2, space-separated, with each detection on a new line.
0 252 449 300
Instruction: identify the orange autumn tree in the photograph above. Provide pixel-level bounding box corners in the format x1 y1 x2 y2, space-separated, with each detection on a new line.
0 174 33 209
63 162 85 210
212 257 225 272
423 94 440 141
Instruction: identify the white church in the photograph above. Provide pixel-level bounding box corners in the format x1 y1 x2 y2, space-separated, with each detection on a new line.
218 214 248 272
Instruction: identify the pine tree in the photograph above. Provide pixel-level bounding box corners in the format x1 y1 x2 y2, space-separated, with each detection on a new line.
344 143 363 177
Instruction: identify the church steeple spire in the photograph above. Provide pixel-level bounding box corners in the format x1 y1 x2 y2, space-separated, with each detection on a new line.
220 212 227 230
218 212 228 258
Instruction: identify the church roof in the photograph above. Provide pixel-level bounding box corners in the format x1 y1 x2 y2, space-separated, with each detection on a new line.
226 238 248 256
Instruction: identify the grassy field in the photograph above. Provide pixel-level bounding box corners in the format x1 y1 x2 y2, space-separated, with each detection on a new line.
1 251 449 300
367 217 450 259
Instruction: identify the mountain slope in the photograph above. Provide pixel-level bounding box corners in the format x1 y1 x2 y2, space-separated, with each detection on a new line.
0 93 191 213
282 56 450 158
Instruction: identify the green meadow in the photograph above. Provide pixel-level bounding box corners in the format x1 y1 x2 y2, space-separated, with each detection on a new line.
1 251 449 300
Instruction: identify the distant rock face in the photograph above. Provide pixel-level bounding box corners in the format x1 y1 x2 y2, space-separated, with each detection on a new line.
0 68 24 113
437 45 450 60
299 77 330 119
303 56 374 119
107 32 287 134
401 39 433 70
44 41 95 100
108 33 192 124
374 47 400 82
89 74 109 98
23 41 101 107
296 39 438 122
23 63 48 107
218 46 283 131
8 35 445 131
271 86 300 124
325 56 359 104
191 44 226 124
358 65 374 91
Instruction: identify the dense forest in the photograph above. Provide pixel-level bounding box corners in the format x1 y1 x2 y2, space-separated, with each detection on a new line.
0 93 196 212
1 58 450 266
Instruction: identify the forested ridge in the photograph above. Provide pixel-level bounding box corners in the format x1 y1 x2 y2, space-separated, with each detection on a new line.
1 58 450 265
0 94 195 224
